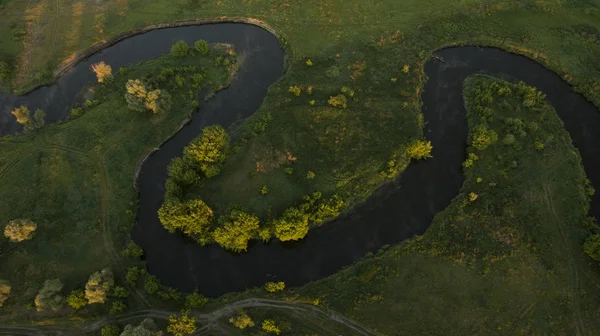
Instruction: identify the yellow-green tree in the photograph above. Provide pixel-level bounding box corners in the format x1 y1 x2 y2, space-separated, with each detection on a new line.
167 310 196 336
262 320 281 335
90 61 113 83
183 125 230 178
10 105 34 131
0 280 11 307
66 289 87 309
274 207 309 241
213 211 260 252
406 140 433 160
264 281 285 293
4 219 37 242
158 199 213 241
229 311 254 329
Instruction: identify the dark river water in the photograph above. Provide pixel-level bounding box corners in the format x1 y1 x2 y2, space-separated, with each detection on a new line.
1 24 598 297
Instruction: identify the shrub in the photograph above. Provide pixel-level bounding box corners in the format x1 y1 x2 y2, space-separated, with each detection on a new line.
183 125 230 178
284 167 293 175
109 300 126 315
229 312 255 329
0 61 11 83
10 106 34 131
66 289 87 309
101 325 121 336
185 290 208 309
406 140 433 160
158 199 213 238
33 109 46 128
144 275 160 294
0 280 11 307
112 285 129 298
462 152 479 168
402 64 410 73
90 61 112 83
35 279 64 312
328 94 347 108
502 134 516 145
264 281 285 292
168 310 196 336
85 268 114 304
191 73 206 88
262 320 281 335
305 59 313 66
171 40 189 57
288 86 301 96
122 241 144 257
4 219 37 242
471 123 498 150
260 186 269 195
306 171 316 179
274 208 309 241
584 234 600 261
213 211 260 252
194 40 209 55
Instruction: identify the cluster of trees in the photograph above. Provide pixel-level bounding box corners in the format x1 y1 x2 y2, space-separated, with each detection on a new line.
10 106 46 132
170 40 210 57
34 279 64 312
4 218 37 242
85 268 115 304
264 281 285 292
158 199 214 243
125 79 172 114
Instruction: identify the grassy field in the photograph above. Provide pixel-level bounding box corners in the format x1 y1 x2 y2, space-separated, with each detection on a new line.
274 75 600 335
0 44 236 321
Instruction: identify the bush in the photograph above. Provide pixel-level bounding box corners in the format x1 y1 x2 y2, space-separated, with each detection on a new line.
288 86 301 96
0 280 11 307
229 311 255 329
584 234 600 261
213 211 260 252
274 207 309 241
35 279 64 312
90 61 112 83
471 123 498 150
406 140 433 160
185 290 208 309
262 319 281 335
183 125 230 178
122 241 144 257
33 109 46 128
168 310 196 336
264 281 285 292
306 171 316 179
171 40 190 57
328 94 347 108
10 106 34 131
158 199 213 238
66 289 87 309
4 218 37 242
85 268 114 304
194 40 209 55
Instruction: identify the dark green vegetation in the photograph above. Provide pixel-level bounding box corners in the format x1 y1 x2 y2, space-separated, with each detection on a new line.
0 41 237 322
284 75 600 335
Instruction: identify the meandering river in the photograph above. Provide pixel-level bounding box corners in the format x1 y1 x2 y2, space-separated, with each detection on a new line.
1 24 598 297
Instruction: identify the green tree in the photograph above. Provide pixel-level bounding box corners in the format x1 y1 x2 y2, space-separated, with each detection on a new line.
4 218 37 242
183 125 230 178
213 211 260 252
274 207 309 241
194 40 209 55
10 106 34 131
584 234 600 261
33 109 46 128
125 267 140 286
144 275 160 294
125 79 172 114
327 94 347 108
120 318 162 336
0 280 11 307
229 311 255 329
166 157 201 189
158 199 213 240
122 241 144 257
184 290 208 309
264 281 285 292
112 285 129 298
109 300 126 315
35 279 64 312
167 310 196 336
66 289 87 309
406 140 433 160
85 268 115 304
262 319 281 335
471 123 498 150
171 40 189 57
100 325 121 336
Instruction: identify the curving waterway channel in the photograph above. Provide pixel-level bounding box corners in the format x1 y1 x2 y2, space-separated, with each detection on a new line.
1 24 599 297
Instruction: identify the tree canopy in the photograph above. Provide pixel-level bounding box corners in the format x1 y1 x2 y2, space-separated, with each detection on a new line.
274 207 309 241
120 318 163 336
171 40 189 57
85 268 115 304
167 311 196 336
229 311 255 329
407 140 433 160
67 289 87 309
584 234 600 261
194 40 209 55
183 125 230 178
4 218 37 242
35 279 64 312
158 199 213 240
213 211 260 252
0 280 10 307
125 79 172 114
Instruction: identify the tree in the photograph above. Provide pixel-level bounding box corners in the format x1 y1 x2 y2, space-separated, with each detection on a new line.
35 279 64 312
229 311 254 329
122 241 144 257
171 41 189 57
184 290 208 309
10 105 34 131
33 109 46 128
183 125 230 178
167 311 196 336
100 325 121 336
125 79 172 114
144 275 161 294
584 234 600 261
120 318 163 336
264 281 285 292
85 268 115 304
213 211 260 252
0 61 10 83
66 289 87 309
194 40 209 55
0 280 11 307
158 199 213 238
110 300 126 315
4 219 37 242
471 123 498 150
406 140 433 160
274 207 309 241
91 61 113 83
327 94 347 108
262 320 281 335
125 266 141 286
113 285 129 298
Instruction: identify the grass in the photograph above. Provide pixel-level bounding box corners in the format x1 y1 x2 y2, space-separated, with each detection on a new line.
282 74 600 335
0 44 236 321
